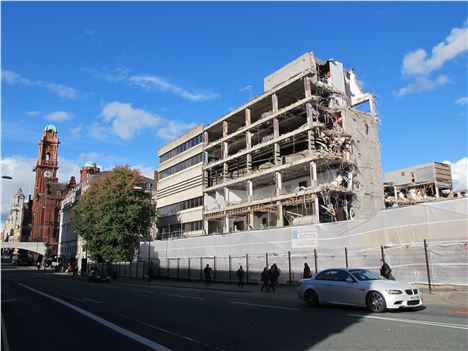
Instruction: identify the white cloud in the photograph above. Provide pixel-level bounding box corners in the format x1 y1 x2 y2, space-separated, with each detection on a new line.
45 111 73 122
129 75 220 102
100 102 160 140
443 158 468 191
88 122 113 141
394 75 449 96
455 97 468 106
157 121 197 140
131 164 156 179
26 111 41 116
2 70 81 99
403 25 468 76
85 67 219 102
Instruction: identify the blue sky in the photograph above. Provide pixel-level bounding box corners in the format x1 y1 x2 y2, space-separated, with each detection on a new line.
1 1 467 219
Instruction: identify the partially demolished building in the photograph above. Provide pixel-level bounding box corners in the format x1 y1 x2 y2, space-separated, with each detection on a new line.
203 52 384 234
383 162 453 208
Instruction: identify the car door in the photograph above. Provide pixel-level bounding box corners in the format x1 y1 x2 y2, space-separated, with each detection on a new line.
312 270 334 302
326 270 361 305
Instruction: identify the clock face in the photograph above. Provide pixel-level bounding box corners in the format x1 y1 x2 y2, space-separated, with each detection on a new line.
44 170 52 178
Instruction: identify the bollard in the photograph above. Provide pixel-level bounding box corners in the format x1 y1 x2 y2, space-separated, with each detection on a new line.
177 258 180 280
266 252 269 268
380 245 385 261
288 251 292 286
167 258 170 279
423 239 433 294
200 257 203 282
214 256 217 283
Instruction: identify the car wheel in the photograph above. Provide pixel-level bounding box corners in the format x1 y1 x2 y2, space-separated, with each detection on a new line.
304 290 319 307
366 291 386 313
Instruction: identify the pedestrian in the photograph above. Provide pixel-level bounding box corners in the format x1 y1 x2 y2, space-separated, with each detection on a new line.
73 265 78 276
147 265 153 282
260 267 269 292
380 259 395 280
203 264 212 286
303 263 312 279
269 263 280 292
237 265 245 287
36 261 41 271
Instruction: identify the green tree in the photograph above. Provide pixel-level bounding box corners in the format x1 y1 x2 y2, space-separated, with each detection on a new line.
71 165 156 262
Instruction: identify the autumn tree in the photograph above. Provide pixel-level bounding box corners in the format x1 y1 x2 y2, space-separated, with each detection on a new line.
71 165 155 262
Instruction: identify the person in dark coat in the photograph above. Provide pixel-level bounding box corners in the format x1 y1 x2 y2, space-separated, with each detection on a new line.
269 263 280 292
380 259 395 280
237 265 245 287
203 264 212 286
260 267 269 292
303 263 312 279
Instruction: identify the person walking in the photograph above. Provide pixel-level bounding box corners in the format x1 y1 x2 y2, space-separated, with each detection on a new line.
260 267 270 292
203 264 212 286
237 265 245 287
380 259 395 280
269 263 280 292
303 263 312 279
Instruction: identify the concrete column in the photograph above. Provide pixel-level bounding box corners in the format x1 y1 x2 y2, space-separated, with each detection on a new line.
304 77 312 98
204 131 209 145
435 186 440 199
272 94 279 113
224 187 229 207
204 170 209 188
310 161 317 187
223 121 228 138
223 163 229 180
306 103 315 125
222 141 229 159
248 208 254 231
275 172 282 196
276 201 284 227
273 118 280 138
308 130 314 152
245 108 251 126
246 153 252 173
274 143 281 166
223 216 229 234
247 180 253 202
394 186 398 202
246 131 252 149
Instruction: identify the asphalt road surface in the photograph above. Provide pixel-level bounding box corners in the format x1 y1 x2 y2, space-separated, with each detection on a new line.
2 266 467 351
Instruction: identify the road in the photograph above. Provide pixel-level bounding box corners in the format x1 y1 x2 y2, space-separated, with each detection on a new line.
2 265 467 351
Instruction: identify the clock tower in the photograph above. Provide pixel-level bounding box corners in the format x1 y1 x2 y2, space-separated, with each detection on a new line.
31 124 65 251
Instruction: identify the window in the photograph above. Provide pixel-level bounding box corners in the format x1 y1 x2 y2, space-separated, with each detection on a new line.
160 134 203 163
159 154 203 179
158 197 203 217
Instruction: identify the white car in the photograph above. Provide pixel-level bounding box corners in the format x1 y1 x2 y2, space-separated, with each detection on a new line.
297 268 423 312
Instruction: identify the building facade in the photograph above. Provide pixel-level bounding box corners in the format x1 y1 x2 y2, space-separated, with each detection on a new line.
202 52 384 234
31 124 76 255
384 162 453 207
156 125 204 239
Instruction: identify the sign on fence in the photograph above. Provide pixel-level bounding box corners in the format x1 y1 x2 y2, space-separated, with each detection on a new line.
291 227 318 249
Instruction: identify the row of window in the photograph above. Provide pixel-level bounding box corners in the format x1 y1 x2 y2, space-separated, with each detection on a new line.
158 220 204 235
160 134 203 163
159 153 203 179
158 197 203 217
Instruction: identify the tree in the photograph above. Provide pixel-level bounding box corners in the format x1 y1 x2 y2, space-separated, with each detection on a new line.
71 166 156 262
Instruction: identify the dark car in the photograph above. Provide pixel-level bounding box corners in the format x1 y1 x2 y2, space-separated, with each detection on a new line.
88 269 110 283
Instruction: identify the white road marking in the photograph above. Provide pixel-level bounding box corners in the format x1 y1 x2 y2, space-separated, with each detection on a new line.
167 294 205 300
348 314 468 331
1 299 17 303
16 282 173 351
229 301 300 311
82 297 102 304
112 310 201 344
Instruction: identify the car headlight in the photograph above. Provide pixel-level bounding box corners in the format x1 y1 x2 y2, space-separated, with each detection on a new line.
386 289 402 295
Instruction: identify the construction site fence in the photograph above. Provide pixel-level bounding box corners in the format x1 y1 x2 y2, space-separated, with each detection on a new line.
83 239 467 289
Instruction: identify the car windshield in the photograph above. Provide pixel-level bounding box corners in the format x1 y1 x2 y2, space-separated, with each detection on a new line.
349 269 383 281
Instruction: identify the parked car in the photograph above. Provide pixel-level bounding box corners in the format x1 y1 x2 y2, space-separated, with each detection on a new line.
297 268 423 312
88 269 110 283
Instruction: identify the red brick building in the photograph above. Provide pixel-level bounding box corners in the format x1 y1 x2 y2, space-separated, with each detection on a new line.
31 124 75 255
